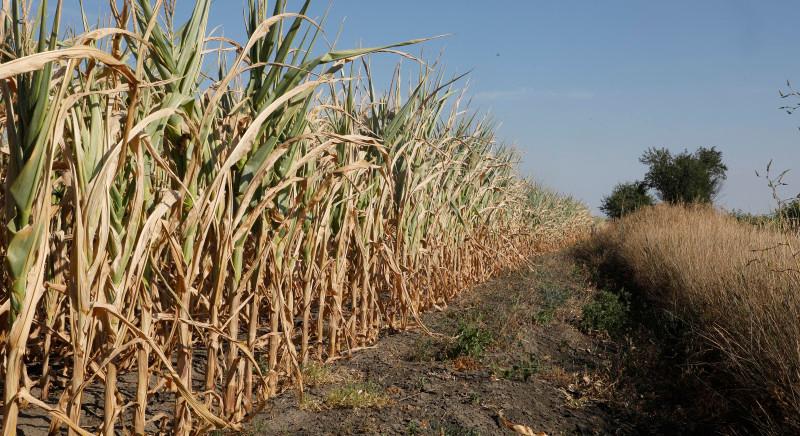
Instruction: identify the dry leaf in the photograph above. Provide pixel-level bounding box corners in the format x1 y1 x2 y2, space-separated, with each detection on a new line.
497 410 548 436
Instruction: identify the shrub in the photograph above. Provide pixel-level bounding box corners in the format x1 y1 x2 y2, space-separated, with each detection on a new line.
581 290 629 333
600 181 654 219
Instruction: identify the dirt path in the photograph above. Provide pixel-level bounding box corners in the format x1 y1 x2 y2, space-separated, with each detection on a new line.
240 252 697 436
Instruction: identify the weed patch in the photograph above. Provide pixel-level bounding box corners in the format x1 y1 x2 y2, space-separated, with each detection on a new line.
581 290 629 334
497 353 543 382
446 322 493 359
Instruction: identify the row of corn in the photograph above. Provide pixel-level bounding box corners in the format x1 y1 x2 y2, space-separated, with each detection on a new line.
0 1 591 433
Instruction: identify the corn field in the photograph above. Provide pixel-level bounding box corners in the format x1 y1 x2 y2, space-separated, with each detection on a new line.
0 1 591 434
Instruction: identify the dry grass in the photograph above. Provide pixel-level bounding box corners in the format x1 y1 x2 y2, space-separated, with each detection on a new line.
323 382 390 409
301 362 343 388
592 204 800 432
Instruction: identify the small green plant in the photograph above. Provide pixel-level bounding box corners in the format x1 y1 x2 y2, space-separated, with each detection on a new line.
324 382 389 409
581 290 630 333
406 420 421 435
446 322 493 359
414 375 430 391
258 355 269 376
533 309 555 325
500 353 543 381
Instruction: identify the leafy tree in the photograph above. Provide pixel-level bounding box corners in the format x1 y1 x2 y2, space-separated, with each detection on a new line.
600 181 654 218
640 146 727 204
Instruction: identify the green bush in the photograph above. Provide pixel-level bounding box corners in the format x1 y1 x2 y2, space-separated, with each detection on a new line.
581 290 630 333
600 181 654 219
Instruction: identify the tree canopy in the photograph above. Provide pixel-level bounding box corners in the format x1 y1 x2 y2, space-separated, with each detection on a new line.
639 146 727 204
600 181 655 219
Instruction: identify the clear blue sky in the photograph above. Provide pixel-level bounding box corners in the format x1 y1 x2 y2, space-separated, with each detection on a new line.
70 0 800 213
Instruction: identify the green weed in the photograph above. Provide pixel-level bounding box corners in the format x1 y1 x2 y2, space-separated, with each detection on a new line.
446 322 493 359
500 353 543 381
581 290 630 333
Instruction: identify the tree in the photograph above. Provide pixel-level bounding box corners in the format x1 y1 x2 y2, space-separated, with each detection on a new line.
600 181 655 218
640 146 727 204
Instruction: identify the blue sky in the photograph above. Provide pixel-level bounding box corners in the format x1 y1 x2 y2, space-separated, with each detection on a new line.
68 0 800 213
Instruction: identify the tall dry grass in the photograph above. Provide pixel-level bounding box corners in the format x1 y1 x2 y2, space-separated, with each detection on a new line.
595 204 800 431
0 1 591 433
